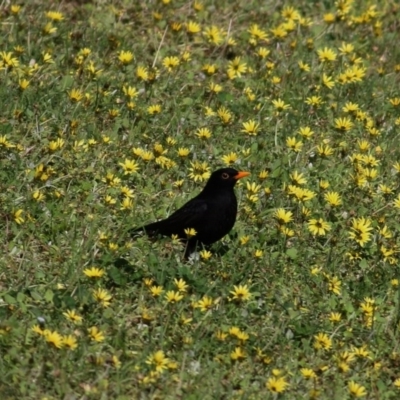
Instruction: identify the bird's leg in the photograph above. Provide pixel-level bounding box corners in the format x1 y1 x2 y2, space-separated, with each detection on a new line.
183 239 199 260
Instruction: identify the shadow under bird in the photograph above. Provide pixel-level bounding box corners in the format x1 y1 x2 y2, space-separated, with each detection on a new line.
131 168 250 258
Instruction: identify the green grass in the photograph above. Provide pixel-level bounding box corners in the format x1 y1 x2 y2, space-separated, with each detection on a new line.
2 0 400 398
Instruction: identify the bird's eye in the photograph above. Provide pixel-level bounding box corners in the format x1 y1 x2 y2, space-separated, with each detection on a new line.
221 172 230 179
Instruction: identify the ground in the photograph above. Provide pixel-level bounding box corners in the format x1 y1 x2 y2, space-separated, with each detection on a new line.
1 0 400 399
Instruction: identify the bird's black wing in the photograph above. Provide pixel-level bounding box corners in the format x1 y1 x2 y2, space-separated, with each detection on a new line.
134 197 209 238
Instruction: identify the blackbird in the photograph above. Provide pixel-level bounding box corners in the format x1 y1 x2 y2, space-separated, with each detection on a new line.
132 168 250 258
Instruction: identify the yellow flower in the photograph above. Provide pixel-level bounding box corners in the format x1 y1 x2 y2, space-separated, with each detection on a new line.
242 119 260 136
148 104 161 114
308 218 331 236
254 249 263 258
174 278 189 292
317 144 334 157
88 326 105 342
177 147 190 157
136 65 149 80
280 226 294 236
48 138 65 151
270 25 288 39
146 350 170 373
343 102 360 113
184 228 197 238
290 171 307 185
217 106 233 124
231 347 246 360
104 194 117 205
248 24 268 42
322 73 335 89
272 98 290 111
195 127 212 139
317 47 337 62
165 290 184 303
42 22 57 35
196 295 214 312
334 117 353 131
300 368 317 379
389 97 400 107
204 106 216 117
329 312 342 322
314 332 332 350
288 186 315 202
0 135 15 148
282 5 300 20
298 126 314 138
149 285 164 297
266 376 289 393
203 25 224 45
199 249 212 260
112 355 121 369
84 267 105 278
119 159 139 174
227 57 247 79
11 5 22 14
230 285 251 301
208 82 222 93
120 196 134 210
63 335 78 350
274 208 293 224
298 60 311 72
42 52 54 64
349 217 373 246
63 309 83 324
256 47 270 58
92 288 112 307
221 152 238 166
14 209 24 224
45 330 63 348
19 79 30 90
45 11 64 21
348 381 367 397
188 161 211 182
286 136 303 152
0 51 19 68
350 345 370 359
186 21 201 33
339 42 355 54
68 88 84 102
32 324 45 335
328 276 341 295
202 63 218 75
122 85 139 99
118 50 134 65
324 191 342 206
162 56 180 71
311 267 321 275
323 13 336 23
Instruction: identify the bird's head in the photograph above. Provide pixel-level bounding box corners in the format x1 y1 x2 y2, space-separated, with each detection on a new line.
203 168 250 192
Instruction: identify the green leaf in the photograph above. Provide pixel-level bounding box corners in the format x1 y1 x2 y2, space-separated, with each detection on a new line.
286 248 298 260
4 294 16 304
17 292 26 303
44 289 54 303
30 291 42 301
108 266 127 286
359 259 368 270
182 97 194 106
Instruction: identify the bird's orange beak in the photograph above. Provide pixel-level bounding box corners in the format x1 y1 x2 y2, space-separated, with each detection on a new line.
234 171 250 180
